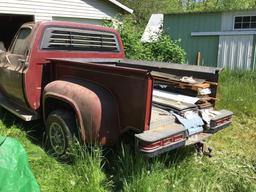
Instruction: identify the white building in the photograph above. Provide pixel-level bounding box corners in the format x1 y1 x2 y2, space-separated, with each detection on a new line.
0 0 132 48
0 0 132 22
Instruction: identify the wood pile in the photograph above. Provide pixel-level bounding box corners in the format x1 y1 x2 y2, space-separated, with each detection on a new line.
151 71 216 108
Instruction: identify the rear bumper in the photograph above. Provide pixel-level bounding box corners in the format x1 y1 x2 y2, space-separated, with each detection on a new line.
205 120 232 133
135 110 232 157
138 139 186 158
206 110 233 133
136 131 214 157
137 132 214 158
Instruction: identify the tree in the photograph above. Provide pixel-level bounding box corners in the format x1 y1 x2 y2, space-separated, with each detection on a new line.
118 0 184 25
119 0 256 22
181 0 256 11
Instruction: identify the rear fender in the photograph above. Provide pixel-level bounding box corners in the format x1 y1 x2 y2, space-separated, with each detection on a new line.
43 80 120 145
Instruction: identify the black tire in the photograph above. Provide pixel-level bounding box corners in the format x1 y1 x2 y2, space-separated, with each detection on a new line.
45 109 77 160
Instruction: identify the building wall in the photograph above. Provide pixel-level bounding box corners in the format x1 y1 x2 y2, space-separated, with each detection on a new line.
0 0 122 22
253 35 256 70
52 17 103 25
164 12 222 66
221 10 256 31
220 11 256 70
164 11 256 70
218 35 254 70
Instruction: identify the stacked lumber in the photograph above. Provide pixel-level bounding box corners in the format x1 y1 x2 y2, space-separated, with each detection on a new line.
151 71 216 108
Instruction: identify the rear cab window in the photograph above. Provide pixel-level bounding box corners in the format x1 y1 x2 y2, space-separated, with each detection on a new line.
40 27 120 53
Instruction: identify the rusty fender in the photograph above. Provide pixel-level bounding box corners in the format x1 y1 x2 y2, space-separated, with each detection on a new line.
43 80 120 145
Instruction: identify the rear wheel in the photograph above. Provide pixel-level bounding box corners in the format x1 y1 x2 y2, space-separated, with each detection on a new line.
45 110 77 160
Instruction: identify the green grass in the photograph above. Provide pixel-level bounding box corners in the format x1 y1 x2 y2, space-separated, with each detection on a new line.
0 70 256 192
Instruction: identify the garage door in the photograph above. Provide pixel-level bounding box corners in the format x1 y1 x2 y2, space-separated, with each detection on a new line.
0 14 34 49
218 35 254 70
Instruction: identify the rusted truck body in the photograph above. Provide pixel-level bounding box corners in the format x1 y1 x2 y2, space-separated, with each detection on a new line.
0 21 232 157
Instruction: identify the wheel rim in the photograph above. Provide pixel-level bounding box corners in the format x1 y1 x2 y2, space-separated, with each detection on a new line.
49 122 66 155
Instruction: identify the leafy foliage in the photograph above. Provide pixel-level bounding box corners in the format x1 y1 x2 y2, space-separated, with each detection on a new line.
118 0 184 24
184 0 256 11
118 0 256 23
105 16 186 63
144 35 186 63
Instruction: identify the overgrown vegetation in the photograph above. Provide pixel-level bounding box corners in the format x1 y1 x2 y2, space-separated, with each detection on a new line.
105 16 186 63
0 71 255 191
118 0 256 24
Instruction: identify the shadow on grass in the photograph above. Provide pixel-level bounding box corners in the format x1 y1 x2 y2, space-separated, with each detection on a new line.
102 142 196 191
0 107 45 146
0 107 198 191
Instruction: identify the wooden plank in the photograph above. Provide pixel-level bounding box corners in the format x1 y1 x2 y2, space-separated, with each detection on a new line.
197 96 217 103
152 71 205 84
152 97 197 111
154 79 210 92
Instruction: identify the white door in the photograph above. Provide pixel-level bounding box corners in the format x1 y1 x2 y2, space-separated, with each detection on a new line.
218 35 253 70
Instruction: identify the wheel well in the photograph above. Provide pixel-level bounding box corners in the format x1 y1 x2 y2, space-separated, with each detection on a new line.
44 97 83 144
44 97 76 121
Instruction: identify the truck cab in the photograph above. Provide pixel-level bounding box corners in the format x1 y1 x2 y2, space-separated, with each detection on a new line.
0 23 33 106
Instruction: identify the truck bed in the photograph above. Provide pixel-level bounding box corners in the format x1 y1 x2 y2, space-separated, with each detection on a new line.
55 58 222 105
48 58 232 156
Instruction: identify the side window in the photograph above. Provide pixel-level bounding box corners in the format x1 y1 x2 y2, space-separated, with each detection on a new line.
11 28 31 55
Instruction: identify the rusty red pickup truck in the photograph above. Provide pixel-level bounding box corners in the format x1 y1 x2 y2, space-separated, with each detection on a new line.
0 21 232 158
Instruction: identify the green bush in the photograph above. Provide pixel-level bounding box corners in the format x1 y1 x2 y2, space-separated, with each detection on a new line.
104 16 186 63
144 34 186 63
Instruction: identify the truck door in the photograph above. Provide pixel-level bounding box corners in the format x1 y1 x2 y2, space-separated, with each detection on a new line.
0 27 32 105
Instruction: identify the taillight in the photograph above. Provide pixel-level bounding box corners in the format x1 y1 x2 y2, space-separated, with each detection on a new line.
139 134 184 151
141 141 162 150
214 116 232 126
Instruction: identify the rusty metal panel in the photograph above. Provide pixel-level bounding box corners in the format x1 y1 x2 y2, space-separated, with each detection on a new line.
50 59 152 135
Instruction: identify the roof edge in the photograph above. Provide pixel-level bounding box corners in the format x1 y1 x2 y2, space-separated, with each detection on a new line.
164 8 256 16
107 0 133 14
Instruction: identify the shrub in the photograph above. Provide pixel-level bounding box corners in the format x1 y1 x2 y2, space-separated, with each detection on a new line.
104 16 186 63
144 34 186 63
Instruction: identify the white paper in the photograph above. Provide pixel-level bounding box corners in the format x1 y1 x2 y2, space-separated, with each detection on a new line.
198 88 211 95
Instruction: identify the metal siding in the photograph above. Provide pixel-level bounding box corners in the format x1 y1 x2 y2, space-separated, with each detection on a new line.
193 36 219 67
221 11 256 31
252 35 256 70
35 15 52 21
52 17 103 25
164 13 221 66
218 35 254 70
0 0 121 22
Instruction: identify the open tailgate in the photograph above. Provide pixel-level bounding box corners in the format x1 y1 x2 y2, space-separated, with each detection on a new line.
135 69 233 157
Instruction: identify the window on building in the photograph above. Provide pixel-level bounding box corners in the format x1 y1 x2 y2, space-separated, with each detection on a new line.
234 16 256 29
